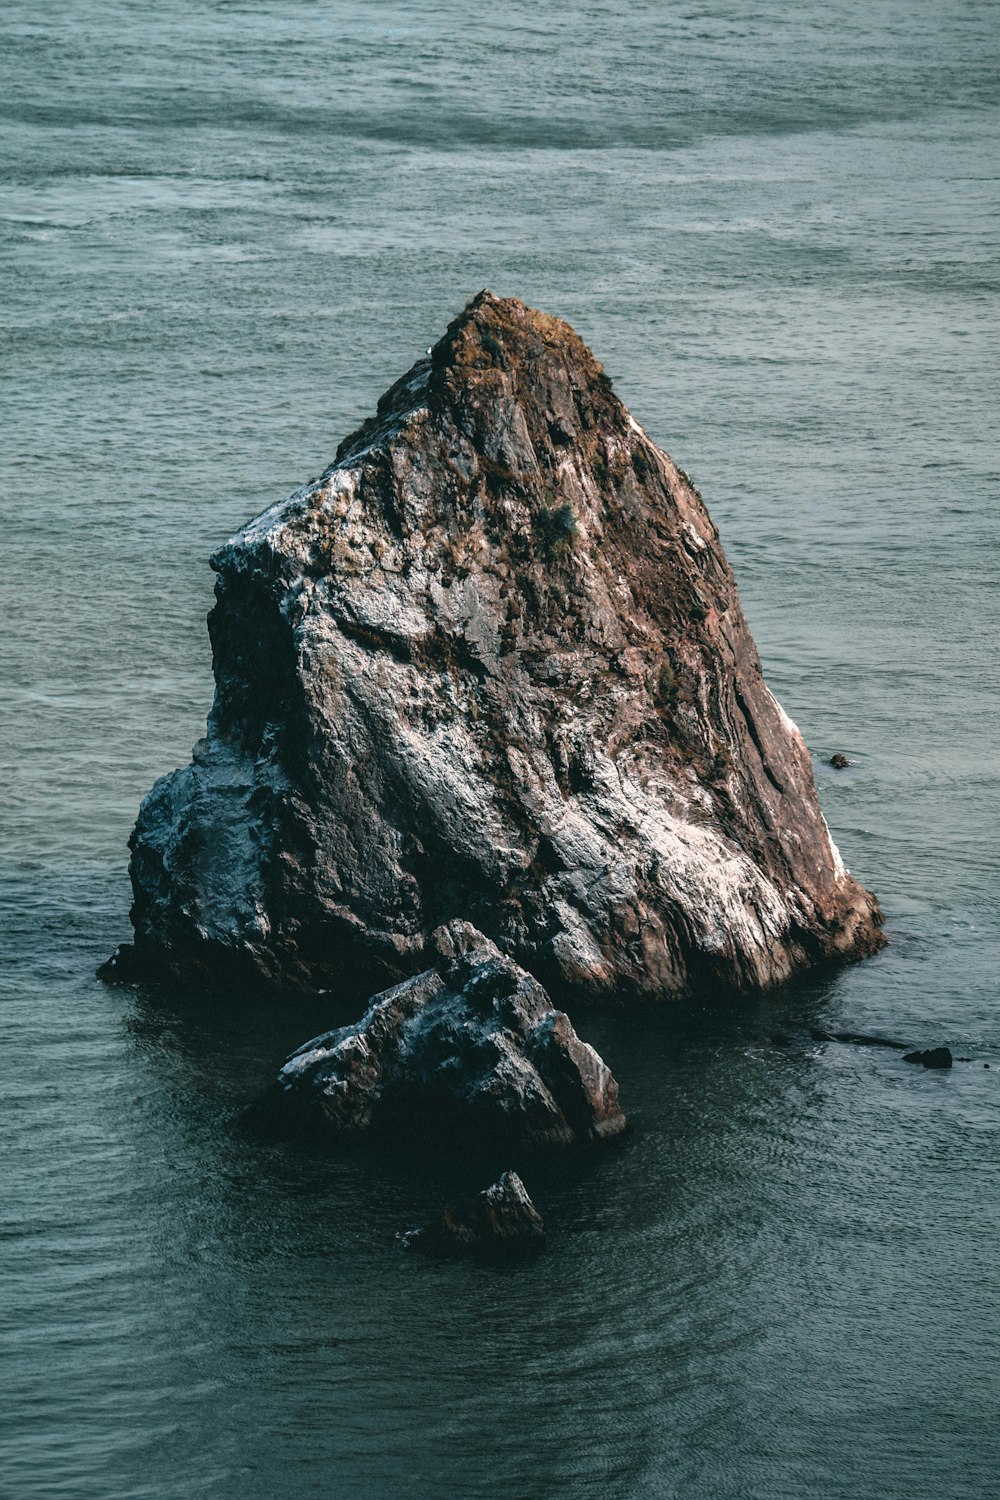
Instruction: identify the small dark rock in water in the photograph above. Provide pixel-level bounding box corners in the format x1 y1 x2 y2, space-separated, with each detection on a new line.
829 753 850 769
247 921 626 1149
902 1046 953 1070
809 1027 908 1051
402 1170 546 1261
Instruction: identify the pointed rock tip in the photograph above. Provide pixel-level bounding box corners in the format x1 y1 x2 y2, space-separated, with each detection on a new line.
429 919 500 965
430 289 605 382
335 292 608 465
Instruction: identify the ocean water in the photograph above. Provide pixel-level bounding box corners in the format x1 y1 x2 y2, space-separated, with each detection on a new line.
3 2 999 1496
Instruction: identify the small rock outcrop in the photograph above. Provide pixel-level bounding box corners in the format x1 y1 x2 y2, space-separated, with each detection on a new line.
902 1046 953 1070
103 291 884 1001
247 921 626 1148
401 1170 546 1261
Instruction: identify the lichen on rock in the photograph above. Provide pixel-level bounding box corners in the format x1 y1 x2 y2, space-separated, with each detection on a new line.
102 290 884 1001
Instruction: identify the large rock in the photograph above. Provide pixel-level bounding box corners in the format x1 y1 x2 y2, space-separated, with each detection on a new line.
102 291 883 1000
246 921 626 1148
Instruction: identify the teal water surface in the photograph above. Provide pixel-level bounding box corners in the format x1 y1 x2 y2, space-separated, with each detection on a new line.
2 3 999 1497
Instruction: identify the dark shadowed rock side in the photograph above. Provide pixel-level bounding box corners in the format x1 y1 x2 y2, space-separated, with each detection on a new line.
102 290 883 1001
401 1170 546 1261
246 922 626 1148
903 1046 953 1070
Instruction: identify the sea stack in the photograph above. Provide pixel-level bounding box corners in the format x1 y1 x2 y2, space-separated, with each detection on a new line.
103 291 883 1000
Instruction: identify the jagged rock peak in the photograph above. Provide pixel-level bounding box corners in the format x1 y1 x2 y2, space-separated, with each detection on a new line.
102 291 884 1000
334 288 609 467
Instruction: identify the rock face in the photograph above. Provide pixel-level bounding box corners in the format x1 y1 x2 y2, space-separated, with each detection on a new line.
401 1171 546 1261
103 290 883 1000
247 921 626 1148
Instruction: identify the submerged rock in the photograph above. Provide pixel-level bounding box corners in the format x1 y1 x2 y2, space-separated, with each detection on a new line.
810 1027 909 1051
902 1046 953 1070
401 1170 546 1261
103 291 884 1000
247 921 625 1148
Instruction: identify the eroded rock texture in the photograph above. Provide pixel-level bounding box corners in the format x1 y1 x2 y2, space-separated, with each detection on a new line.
247 921 626 1148
104 291 883 999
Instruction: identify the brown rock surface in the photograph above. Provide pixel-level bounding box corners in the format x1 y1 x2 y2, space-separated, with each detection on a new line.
102 291 883 1000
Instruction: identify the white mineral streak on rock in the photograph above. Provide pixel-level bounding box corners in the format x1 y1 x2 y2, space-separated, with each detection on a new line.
105 292 883 999
764 683 804 748
762 683 851 881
